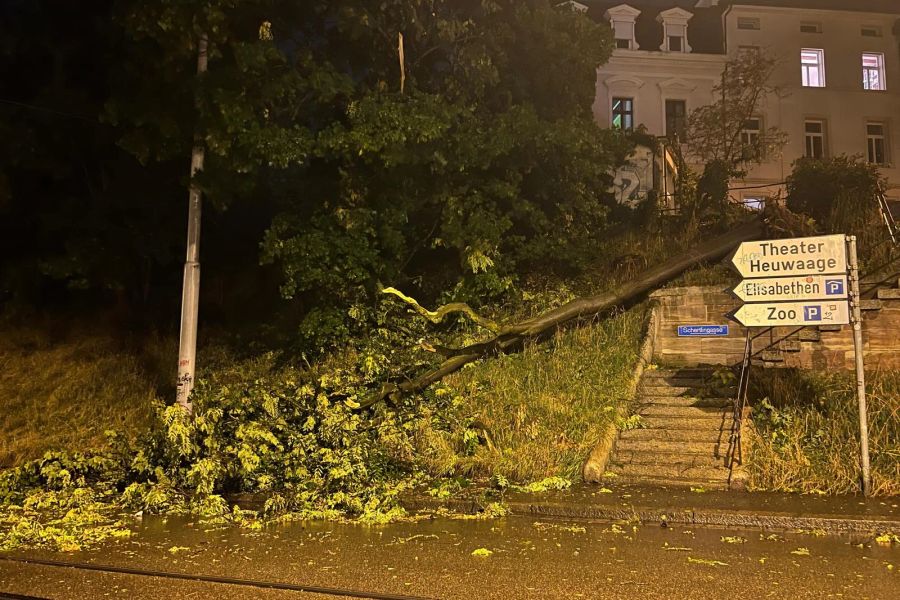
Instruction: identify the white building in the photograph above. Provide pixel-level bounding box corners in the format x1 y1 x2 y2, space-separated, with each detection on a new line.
585 0 900 208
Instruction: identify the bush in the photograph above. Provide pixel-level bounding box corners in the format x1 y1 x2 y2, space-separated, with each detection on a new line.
786 156 888 264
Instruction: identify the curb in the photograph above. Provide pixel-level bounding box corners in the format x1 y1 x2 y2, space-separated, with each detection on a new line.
401 495 900 535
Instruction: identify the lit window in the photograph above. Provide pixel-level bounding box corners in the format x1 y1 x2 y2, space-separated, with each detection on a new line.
805 120 826 159
612 98 634 131
861 26 882 38
863 53 886 91
742 195 767 211
741 118 762 159
737 17 760 30
867 123 888 165
665 100 687 139
800 22 822 34
801 49 825 88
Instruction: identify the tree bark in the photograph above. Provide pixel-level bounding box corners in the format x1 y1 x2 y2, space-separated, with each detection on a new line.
359 218 766 409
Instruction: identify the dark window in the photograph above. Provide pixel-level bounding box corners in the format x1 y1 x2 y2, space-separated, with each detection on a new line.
668 36 683 52
861 26 882 38
800 22 822 34
665 100 686 139
612 98 634 131
616 38 631 49
741 118 762 160
805 120 826 159
867 123 887 165
737 17 760 30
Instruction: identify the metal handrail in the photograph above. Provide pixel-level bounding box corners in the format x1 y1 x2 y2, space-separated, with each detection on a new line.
727 330 752 478
877 192 897 246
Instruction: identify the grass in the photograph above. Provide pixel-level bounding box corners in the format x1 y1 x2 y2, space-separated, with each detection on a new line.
416 307 646 483
747 369 900 496
0 319 168 467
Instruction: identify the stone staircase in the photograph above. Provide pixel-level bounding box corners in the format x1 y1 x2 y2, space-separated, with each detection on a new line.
607 367 738 490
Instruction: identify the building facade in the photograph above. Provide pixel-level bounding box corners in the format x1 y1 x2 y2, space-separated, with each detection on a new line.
585 0 900 207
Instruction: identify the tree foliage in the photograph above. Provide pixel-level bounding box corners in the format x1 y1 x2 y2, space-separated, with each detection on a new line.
685 51 787 172
104 0 625 349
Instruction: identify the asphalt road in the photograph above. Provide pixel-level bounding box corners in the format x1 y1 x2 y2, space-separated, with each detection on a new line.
1 515 897 599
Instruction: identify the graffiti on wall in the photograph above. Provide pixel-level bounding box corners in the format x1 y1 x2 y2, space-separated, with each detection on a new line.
611 145 654 207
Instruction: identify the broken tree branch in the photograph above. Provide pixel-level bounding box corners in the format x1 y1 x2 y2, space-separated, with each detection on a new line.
381 287 501 333
359 219 766 410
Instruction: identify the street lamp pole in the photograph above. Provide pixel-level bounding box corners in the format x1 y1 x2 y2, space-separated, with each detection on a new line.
175 33 208 413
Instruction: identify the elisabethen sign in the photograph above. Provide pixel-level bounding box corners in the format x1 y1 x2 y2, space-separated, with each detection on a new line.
731 274 848 303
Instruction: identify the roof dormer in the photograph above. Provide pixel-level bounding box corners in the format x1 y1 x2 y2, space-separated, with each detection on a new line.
605 4 642 50
657 7 694 53
557 1 589 13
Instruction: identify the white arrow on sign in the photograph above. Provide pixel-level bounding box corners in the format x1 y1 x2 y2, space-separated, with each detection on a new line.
731 274 849 303
728 301 850 327
731 234 847 279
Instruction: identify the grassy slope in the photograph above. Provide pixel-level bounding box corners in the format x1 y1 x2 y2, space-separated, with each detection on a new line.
747 369 900 496
0 323 164 467
418 308 645 482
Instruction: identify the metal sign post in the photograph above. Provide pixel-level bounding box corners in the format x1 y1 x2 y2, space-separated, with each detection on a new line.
846 235 872 496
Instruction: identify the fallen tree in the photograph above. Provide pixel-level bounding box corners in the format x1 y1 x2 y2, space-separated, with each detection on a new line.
360 218 766 408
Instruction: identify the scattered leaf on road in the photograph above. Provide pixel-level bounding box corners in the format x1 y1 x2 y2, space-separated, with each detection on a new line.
721 536 746 544
688 557 729 567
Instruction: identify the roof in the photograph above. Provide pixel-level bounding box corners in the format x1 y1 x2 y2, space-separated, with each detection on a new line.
724 1 900 14
584 2 727 54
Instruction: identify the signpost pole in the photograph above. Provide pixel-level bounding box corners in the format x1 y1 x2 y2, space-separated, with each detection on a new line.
846 235 871 496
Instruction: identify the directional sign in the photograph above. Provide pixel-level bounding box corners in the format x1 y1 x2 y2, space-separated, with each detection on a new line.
731 274 849 303
728 301 850 327
730 234 847 279
678 325 729 337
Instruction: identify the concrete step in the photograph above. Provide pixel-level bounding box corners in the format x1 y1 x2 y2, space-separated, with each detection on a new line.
760 350 784 362
630 416 730 433
638 383 734 396
638 406 731 420
639 379 709 389
636 395 733 408
615 438 727 456
877 288 900 300
779 340 802 352
798 329 821 342
861 299 883 311
610 476 729 490
618 428 728 443
613 450 728 468
609 462 730 483
643 369 714 381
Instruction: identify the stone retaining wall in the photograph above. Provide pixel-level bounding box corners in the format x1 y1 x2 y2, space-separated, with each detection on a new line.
650 286 900 369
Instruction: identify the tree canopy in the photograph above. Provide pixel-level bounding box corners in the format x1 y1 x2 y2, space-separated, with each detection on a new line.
2 0 630 352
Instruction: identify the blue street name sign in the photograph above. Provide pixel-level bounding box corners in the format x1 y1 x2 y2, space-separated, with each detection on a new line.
677 325 729 337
